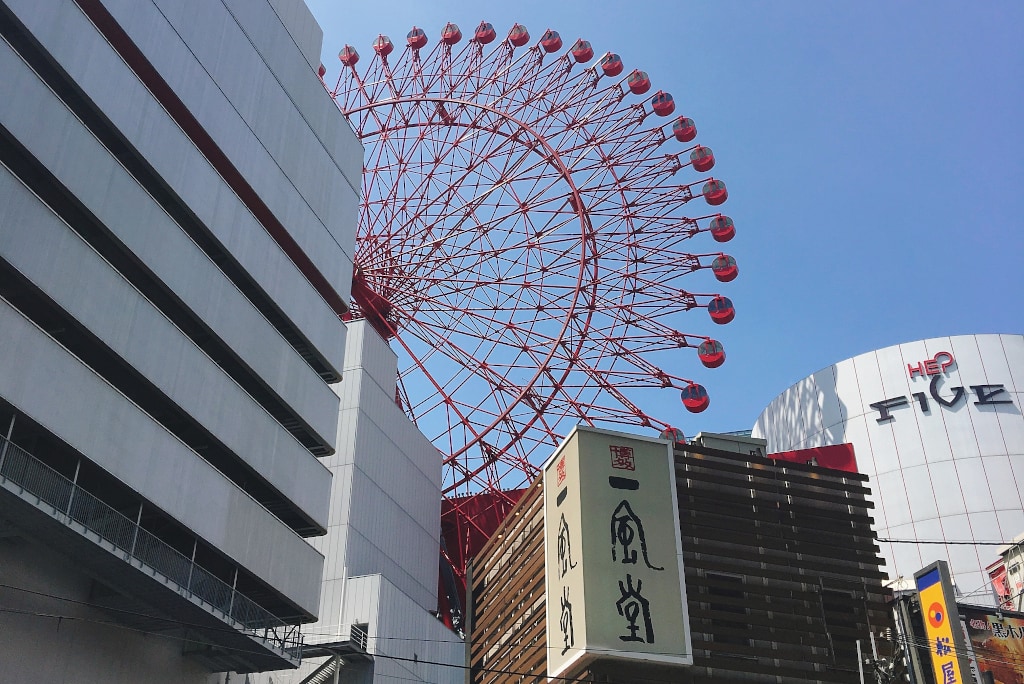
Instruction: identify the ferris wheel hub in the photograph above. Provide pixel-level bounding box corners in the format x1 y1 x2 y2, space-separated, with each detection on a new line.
351 266 395 339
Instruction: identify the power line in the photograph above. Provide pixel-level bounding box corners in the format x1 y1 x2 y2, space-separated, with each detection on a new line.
894 630 1024 670
0 582 296 642
0 603 591 684
878 538 1014 546
0 605 291 662
9 580 1024 682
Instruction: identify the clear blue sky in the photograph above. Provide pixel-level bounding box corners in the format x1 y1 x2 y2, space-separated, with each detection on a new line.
306 0 1023 437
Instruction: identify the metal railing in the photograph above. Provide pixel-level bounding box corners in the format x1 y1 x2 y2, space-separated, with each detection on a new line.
0 435 301 655
350 622 369 652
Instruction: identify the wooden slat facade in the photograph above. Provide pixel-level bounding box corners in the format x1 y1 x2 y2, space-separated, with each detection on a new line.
467 443 894 684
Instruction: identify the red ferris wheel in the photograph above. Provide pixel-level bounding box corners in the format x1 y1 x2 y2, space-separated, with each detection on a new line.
328 21 738 603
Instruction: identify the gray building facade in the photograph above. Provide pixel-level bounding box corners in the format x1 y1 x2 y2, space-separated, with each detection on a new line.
0 0 360 678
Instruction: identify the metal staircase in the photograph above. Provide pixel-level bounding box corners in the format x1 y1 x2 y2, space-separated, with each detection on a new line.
299 655 342 684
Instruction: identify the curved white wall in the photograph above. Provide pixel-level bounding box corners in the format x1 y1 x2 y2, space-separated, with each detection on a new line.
752 334 1024 603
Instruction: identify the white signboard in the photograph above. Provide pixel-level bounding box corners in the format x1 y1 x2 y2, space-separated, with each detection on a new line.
543 426 692 679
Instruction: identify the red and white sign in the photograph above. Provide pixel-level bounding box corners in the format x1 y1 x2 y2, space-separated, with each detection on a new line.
609 445 636 471
908 351 954 379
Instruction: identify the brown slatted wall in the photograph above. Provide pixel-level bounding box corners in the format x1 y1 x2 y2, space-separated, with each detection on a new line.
467 445 893 684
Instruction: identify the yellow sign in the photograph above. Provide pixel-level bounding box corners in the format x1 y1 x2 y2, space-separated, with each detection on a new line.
915 561 969 684
543 426 692 679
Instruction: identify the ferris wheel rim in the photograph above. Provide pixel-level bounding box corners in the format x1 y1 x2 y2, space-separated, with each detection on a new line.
331 22 736 495
344 94 610 463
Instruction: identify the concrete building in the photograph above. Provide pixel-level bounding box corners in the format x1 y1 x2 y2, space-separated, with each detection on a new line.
468 431 891 684
988 532 1024 611
753 334 1024 604
259 321 464 684
0 0 360 679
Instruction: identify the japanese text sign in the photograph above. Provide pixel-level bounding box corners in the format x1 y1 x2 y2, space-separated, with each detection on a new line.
543 426 692 679
915 561 970 684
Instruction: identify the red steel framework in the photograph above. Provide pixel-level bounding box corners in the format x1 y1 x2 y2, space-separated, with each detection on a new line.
327 22 739 609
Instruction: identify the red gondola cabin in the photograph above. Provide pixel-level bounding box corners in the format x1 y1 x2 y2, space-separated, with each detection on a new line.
600 52 624 77
702 178 728 206
474 22 496 44
540 30 562 53
338 45 359 67
697 339 726 368
708 296 735 324
709 215 735 242
509 24 530 47
627 70 651 95
673 116 696 142
711 254 738 282
407 27 428 49
441 23 462 45
571 39 594 63
660 427 686 446
680 382 710 413
373 35 394 57
690 146 715 172
652 91 675 116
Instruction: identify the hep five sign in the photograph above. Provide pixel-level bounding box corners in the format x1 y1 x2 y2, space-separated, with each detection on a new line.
869 351 1013 423
906 351 954 378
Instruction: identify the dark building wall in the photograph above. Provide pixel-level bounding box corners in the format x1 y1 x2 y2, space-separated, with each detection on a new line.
468 442 892 684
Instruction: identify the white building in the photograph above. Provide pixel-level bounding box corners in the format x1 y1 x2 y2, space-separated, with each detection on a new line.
752 334 1024 603
991 532 1024 611
0 0 360 679
255 320 464 684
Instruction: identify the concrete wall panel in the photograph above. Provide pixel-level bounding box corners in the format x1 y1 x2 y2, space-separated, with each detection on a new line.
0 300 324 614
3 0 350 377
266 0 323 70
0 28 340 448
0 166 331 529
103 0 360 292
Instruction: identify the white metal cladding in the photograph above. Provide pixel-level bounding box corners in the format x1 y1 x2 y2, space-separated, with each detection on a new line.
341 320 403 392
264 0 324 70
314 321 444 612
267 321 462 682
752 334 1024 603
0 168 331 528
4 0 352 378
100 0 360 294
0 10 346 419
218 0 362 185
370 575 464 684
273 574 463 684
0 300 325 615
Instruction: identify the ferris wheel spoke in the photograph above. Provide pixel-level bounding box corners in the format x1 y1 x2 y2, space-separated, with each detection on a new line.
332 20 736 503
397 314 574 417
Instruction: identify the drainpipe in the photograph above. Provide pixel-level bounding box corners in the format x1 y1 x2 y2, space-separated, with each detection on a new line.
66 458 81 517
228 567 238 621
0 413 15 475
186 539 197 592
129 502 143 560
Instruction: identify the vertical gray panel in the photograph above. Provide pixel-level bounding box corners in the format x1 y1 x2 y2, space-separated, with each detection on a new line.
264 0 323 69
0 301 324 613
0 20 348 421
104 0 359 291
0 167 331 527
2 0 351 376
